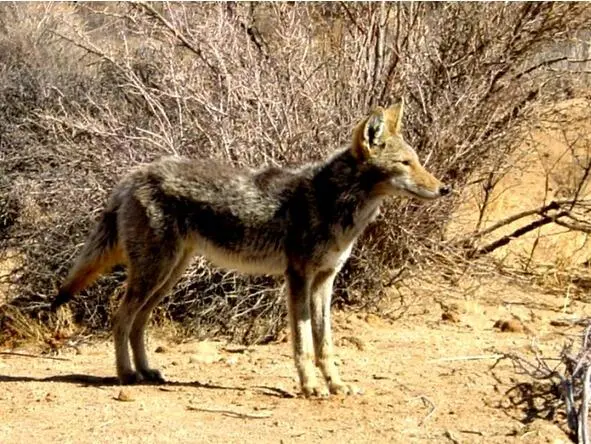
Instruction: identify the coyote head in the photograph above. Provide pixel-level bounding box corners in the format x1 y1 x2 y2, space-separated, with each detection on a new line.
352 100 450 200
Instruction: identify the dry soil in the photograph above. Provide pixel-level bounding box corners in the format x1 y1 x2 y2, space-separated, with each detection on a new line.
1 276 588 444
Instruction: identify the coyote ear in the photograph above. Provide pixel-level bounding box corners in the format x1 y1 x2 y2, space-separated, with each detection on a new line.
352 107 386 160
384 98 404 135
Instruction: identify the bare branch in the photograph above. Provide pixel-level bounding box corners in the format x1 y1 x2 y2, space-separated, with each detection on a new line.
458 199 590 245
471 211 569 257
135 2 219 75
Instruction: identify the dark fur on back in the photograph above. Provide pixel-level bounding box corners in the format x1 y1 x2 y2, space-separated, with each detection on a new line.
118 148 386 275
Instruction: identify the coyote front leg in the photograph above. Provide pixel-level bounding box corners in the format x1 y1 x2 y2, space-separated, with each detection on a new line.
286 267 327 397
310 269 359 395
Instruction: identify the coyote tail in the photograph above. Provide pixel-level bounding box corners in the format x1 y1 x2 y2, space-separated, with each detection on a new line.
51 201 121 311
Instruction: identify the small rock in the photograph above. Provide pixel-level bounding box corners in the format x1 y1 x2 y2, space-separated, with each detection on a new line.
493 319 524 333
155 346 167 353
115 389 134 402
364 313 382 326
225 357 238 366
189 354 219 364
338 336 366 351
275 328 290 343
441 310 461 323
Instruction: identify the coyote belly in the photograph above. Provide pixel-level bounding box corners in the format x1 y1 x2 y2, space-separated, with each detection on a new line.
52 99 450 397
193 237 287 276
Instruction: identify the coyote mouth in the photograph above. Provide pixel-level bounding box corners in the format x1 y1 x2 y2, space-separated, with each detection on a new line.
401 188 440 201
387 177 441 201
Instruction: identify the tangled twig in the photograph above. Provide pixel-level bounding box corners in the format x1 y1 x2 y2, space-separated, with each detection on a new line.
497 323 591 443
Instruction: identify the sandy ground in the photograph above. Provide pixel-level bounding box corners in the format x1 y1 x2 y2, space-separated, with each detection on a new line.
1 276 588 444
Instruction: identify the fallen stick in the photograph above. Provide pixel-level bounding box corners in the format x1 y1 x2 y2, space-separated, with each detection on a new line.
428 354 505 363
186 406 273 419
0 351 71 362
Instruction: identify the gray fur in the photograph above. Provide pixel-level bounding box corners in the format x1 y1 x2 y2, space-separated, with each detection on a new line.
53 103 450 396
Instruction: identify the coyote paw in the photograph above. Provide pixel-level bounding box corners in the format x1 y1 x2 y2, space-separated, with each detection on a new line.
329 381 362 396
119 371 142 385
138 368 166 384
302 384 330 398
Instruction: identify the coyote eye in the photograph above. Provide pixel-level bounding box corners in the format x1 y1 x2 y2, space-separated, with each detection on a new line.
400 160 411 166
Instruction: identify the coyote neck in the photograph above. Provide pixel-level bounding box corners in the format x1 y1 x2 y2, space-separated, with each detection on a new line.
310 149 385 236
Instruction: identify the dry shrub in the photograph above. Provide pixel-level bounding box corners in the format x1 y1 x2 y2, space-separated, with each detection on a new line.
448 99 591 269
1 3 589 343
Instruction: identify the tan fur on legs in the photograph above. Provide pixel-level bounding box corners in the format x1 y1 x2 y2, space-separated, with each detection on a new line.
310 269 358 395
286 266 325 397
114 266 173 384
113 216 183 385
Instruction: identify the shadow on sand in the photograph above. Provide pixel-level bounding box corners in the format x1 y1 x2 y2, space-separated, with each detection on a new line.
0 373 295 398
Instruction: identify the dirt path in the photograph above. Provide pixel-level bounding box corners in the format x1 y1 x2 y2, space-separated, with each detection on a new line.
1 279 587 443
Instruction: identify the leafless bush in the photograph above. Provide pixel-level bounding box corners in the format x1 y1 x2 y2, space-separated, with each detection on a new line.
1 2 590 343
499 322 591 443
448 94 591 296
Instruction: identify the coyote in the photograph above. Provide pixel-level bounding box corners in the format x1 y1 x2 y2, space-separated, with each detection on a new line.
51 100 450 397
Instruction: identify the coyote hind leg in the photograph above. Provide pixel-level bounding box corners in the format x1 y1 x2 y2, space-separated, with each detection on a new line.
129 247 194 383
113 248 180 385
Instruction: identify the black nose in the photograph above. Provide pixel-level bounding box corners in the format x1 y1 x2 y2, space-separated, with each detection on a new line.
439 185 451 196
